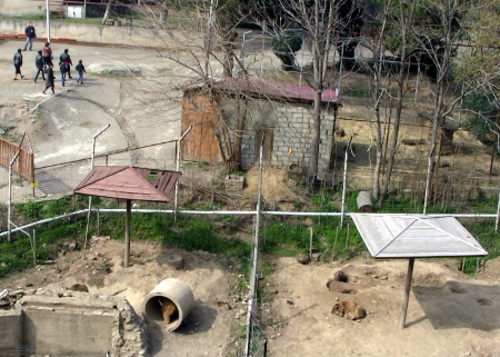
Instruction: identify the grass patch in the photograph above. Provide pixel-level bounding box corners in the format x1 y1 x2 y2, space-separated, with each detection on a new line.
2 189 498 279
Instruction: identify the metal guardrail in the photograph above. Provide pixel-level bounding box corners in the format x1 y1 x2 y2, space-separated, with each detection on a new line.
1 208 499 238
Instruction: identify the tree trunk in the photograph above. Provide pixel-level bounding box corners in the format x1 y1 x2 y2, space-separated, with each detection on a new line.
379 0 416 207
371 13 389 200
222 30 237 78
159 0 168 23
309 89 322 186
228 97 248 171
102 0 115 25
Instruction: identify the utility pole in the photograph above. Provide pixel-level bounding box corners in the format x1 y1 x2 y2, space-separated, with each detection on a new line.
45 0 51 43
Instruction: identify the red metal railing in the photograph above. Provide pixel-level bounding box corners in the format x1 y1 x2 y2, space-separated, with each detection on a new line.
0 137 35 183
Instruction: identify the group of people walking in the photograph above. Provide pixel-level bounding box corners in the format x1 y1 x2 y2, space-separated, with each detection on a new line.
14 21 87 94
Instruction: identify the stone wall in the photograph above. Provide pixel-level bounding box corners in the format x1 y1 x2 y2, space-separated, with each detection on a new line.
0 310 22 357
0 288 149 357
234 100 336 178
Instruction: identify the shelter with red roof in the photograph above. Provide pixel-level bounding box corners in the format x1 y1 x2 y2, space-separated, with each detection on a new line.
181 78 341 178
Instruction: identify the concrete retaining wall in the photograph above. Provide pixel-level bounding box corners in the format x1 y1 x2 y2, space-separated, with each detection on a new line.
0 310 22 357
0 19 204 49
0 292 148 357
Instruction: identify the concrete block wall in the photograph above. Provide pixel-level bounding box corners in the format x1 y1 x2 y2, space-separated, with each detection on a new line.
241 101 335 177
0 292 149 357
22 308 114 356
0 310 22 357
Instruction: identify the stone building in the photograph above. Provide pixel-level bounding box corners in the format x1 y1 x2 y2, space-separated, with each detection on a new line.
181 78 341 179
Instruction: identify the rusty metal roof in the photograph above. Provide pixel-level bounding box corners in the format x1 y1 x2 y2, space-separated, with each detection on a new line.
73 166 181 202
351 214 488 258
211 78 340 105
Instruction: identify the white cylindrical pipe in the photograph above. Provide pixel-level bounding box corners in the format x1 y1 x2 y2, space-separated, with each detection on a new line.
142 278 194 331
356 191 373 212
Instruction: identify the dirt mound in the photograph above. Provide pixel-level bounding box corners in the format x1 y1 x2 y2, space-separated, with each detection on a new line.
244 166 307 207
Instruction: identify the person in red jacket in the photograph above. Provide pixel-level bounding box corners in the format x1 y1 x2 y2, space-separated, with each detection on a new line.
42 42 53 66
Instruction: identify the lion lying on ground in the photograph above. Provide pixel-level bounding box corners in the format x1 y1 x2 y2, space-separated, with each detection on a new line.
331 300 366 320
159 298 178 324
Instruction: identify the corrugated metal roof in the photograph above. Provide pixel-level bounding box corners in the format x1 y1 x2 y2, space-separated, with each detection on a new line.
211 78 340 105
74 166 181 202
351 214 488 258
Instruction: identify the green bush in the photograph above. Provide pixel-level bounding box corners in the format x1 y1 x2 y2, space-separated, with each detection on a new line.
272 30 303 71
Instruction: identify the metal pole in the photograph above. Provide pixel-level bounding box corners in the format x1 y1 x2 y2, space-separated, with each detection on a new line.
400 258 415 329
309 227 313 260
340 136 353 227
245 133 265 357
91 124 110 169
174 126 192 221
84 124 110 249
238 30 252 77
8 149 21 243
32 229 37 265
45 0 50 43
495 192 500 234
124 199 132 267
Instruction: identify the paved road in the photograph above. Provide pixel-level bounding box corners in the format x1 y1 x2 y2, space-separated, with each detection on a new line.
0 37 183 204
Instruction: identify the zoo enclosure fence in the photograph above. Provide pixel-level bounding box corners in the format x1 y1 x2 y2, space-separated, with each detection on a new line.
1 206 499 357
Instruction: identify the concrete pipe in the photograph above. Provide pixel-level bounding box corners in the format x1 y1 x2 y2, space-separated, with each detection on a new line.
356 191 373 212
142 278 194 331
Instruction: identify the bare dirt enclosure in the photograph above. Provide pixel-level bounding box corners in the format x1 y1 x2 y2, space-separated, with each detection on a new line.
1 237 499 356
0 237 244 357
263 256 500 357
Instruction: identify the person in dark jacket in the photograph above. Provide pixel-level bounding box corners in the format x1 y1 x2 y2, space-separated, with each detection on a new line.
34 50 45 83
59 49 73 79
59 60 67 87
23 21 36 51
13 49 24 80
42 64 55 94
75 59 87 85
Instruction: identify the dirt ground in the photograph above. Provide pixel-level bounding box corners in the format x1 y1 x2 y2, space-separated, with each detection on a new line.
262 256 500 357
0 236 245 357
1 236 498 357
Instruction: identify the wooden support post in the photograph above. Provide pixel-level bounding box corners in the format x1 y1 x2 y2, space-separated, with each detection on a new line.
124 199 131 267
309 227 313 260
96 208 101 236
400 258 415 329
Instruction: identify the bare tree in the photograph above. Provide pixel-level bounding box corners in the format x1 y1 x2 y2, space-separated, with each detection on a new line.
260 0 362 187
128 1 260 171
363 0 394 201
378 0 418 206
412 0 469 212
